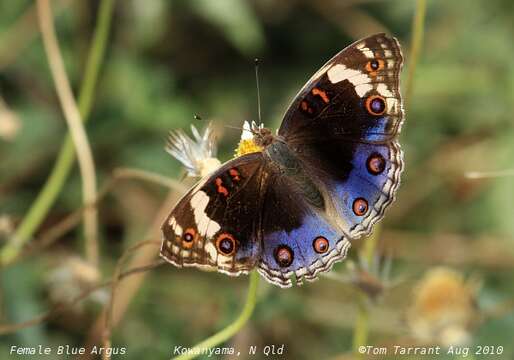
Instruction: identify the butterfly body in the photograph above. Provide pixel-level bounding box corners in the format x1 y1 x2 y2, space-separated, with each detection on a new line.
161 33 404 287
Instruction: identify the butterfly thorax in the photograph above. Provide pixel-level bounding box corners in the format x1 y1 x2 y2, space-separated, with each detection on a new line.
265 139 299 174
251 127 301 174
264 137 325 209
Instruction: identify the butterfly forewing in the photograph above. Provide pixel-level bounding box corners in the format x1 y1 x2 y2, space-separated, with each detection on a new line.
160 153 265 276
279 33 404 143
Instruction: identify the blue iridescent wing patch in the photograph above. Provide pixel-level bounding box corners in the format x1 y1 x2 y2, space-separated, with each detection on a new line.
257 176 351 288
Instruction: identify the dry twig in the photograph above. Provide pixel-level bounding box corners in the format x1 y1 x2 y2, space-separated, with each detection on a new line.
37 0 99 266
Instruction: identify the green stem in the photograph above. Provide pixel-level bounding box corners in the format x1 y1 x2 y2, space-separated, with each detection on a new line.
405 0 427 109
362 225 381 267
352 220 382 353
77 0 115 122
352 228 379 354
172 271 260 360
352 296 369 356
0 0 115 266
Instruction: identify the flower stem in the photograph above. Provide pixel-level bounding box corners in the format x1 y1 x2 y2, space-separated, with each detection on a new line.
37 0 99 266
405 0 427 109
172 271 260 360
0 0 115 266
352 228 380 355
352 295 369 355
362 226 381 267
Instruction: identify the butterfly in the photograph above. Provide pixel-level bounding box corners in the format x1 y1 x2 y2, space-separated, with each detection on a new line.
160 33 404 288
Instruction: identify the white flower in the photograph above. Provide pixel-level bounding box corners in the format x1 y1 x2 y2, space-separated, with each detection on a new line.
240 120 254 140
235 121 266 157
240 120 264 140
166 122 221 178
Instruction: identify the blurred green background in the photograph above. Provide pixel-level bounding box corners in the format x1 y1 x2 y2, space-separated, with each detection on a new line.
1 0 514 359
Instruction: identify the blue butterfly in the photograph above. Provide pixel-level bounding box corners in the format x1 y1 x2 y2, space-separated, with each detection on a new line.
161 33 404 288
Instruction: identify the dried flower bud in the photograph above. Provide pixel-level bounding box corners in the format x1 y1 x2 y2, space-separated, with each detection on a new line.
407 267 479 346
166 122 221 177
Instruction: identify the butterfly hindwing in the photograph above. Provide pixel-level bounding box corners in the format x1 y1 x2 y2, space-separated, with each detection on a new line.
257 174 351 287
160 153 265 276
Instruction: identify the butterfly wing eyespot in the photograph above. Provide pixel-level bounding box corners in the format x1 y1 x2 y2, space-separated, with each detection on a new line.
365 59 385 75
353 198 369 216
366 153 386 175
216 233 237 256
313 236 329 254
182 228 196 249
365 95 386 116
274 245 294 268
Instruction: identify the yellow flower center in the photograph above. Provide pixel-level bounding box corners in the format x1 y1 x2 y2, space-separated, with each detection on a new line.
235 138 263 157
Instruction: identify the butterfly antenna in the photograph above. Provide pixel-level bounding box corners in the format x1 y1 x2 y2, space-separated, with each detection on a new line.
254 58 262 126
224 124 244 132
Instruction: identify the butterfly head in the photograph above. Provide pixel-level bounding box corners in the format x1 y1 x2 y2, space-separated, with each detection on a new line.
235 121 275 157
253 127 274 147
